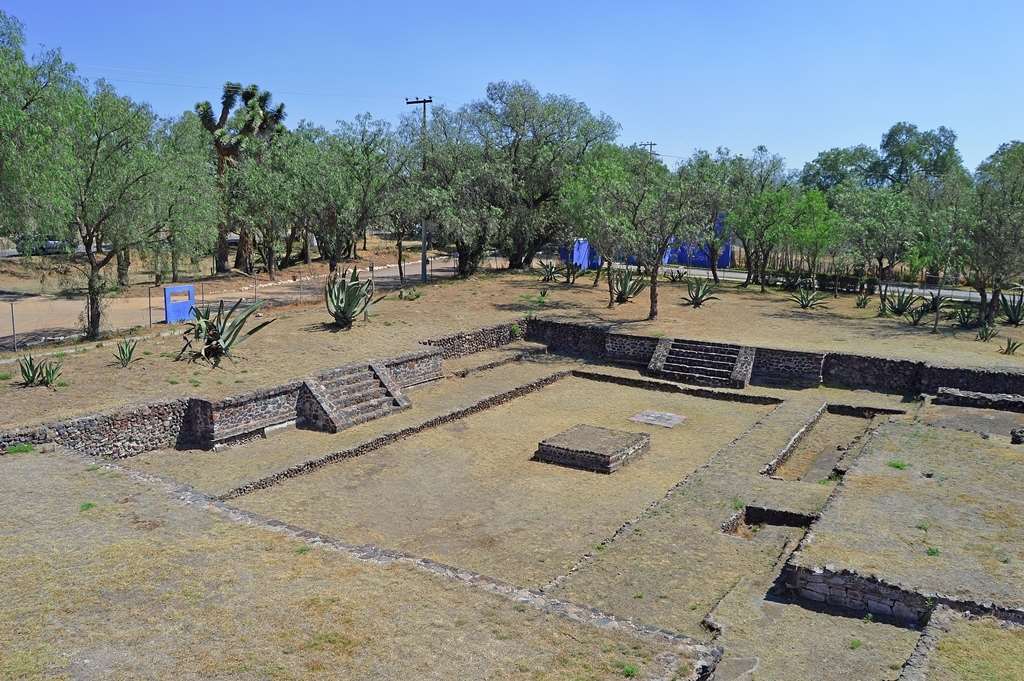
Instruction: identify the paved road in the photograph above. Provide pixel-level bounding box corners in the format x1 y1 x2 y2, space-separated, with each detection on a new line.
660 264 985 303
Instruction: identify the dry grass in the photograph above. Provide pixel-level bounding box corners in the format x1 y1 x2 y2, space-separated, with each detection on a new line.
931 617 1024 681
0 451 690 680
775 414 873 483
792 422 1024 606
233 376 772 586
5 270 1023 431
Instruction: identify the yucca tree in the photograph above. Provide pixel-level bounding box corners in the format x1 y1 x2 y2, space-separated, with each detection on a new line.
196 83 286 273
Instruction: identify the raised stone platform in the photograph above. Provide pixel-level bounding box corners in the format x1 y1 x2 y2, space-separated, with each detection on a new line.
535 424 650 474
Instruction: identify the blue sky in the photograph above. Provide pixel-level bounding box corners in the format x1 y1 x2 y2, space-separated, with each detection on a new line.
8 1 1022 170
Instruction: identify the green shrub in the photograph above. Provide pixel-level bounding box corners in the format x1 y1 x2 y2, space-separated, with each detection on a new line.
325 268 384 329
398 287 421 301
887 459 909 470
113 337 139 368
4 442 34 455
611 268 647 303
0 371 10 381
509 322 524 340
789 287 829 309
681 277 718 308
177 300 274 367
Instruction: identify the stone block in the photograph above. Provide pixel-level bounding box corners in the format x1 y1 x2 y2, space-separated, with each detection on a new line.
535 424 650 474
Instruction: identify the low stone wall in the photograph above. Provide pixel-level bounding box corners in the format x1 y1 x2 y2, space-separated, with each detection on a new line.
0 399 191 458
933 387 1024 413
922 364 1024 396
206 382 303 443
605 333 659 366
525 318 608 359
750 348 824 389
823 353 924 394
383 348 444 387
421 321 524 359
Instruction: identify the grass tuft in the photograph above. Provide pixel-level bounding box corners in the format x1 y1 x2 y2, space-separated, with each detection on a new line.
79 502 96 512
887 459 909 470
5 442 34 454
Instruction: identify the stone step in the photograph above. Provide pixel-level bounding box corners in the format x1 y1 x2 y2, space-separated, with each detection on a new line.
320 371 375 391
347 404 393 427
670 340 740 355
327 383 388 409
662 360 733 379
340 395 395 419
666 349 737 368
658 369 740 389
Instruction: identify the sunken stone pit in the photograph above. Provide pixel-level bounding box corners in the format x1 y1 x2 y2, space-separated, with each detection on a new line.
535 424 651 474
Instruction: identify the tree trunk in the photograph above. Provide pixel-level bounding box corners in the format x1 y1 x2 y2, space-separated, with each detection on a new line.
605 260 615 308
235 226 253 273
215 225 230 273
592 260 602 288
265 241 276 281
116 248 130 288
648 263 660 320
86 269 103 340
707 244 720 284
171 249 181 283
302 226 311 265
932 280 943 333
397 238 405 284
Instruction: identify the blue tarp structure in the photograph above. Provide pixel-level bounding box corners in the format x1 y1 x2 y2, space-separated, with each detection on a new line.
558 238 602 269
163 284 196 324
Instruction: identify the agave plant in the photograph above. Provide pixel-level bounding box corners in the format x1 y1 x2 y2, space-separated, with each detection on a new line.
177 299 274 366
663 268 689 283
790 287 829 309
976 323 999 343
855 293 871 309
681 277 719 308
538 262 559 283
18 354 63 388
904 304 930 326
325 268 385 330
999 338 1022 355
1000 291 1024 326
883 288 923 317
954 304 978 329
398 286 421 301
113 337 139 368
611 267 647 304
924 292 950 314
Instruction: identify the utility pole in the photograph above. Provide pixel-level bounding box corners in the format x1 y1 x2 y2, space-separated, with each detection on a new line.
406 96 433 283
639 141 657 158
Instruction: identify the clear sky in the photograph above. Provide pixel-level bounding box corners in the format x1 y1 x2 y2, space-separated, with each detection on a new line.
7 1 1022 170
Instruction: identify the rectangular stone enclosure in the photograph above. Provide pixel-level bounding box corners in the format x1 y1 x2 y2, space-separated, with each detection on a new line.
536 424 651 474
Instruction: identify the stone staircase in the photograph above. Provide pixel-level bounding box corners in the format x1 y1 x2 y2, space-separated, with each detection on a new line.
298 363 408 433
650 338 751 389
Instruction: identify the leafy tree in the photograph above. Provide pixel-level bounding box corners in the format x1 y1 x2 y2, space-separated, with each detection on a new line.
146 113 219 283
467 81 618 269
799 145 880 193
616 148 672 319
0 11 78 246
963 142 1024 323
728 146 789 290
872 122 962 188
672 149 739 284
63 83 159 338
195 83 285 273
832 183 914 284
789 188 840 276
561 144 637 306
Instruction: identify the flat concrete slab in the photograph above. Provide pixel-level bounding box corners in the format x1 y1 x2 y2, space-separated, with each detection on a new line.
536 424 651 473
629 410 684 428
